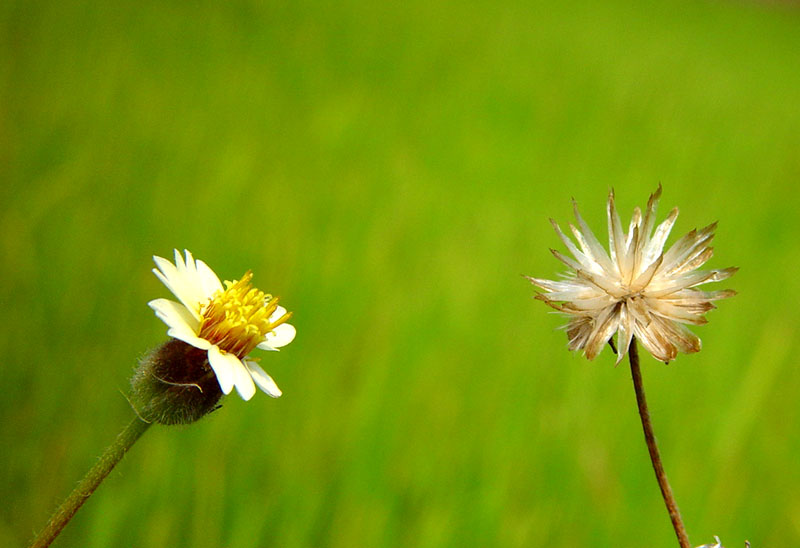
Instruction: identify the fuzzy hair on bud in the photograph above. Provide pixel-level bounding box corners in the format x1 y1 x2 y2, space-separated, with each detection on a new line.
130 339 224 425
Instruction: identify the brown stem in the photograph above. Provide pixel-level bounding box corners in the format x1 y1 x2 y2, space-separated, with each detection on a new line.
628 337 691 548
29 417 151 548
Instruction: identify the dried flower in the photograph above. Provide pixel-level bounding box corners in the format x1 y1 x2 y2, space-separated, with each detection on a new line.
527 186 736 363
148 249 295 400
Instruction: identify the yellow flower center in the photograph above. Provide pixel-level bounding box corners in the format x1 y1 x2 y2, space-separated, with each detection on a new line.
198 271 292 358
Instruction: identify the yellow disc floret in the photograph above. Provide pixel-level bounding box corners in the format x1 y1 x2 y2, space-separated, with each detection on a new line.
198 271 292 358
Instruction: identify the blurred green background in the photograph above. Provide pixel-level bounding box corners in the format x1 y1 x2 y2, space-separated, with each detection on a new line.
2 0 799 546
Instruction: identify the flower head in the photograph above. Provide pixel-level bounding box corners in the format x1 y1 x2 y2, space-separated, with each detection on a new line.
148 249 296 400
527 186 736 363
696 536 725 548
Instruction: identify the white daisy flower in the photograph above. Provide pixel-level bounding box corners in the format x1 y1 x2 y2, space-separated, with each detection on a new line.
527 186 736 363
148 249 296 401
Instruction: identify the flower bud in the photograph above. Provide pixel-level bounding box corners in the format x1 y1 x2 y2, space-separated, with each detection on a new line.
130 339 223 425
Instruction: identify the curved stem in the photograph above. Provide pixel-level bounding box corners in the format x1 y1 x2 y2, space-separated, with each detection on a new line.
628 337 690 548
30 417 151 548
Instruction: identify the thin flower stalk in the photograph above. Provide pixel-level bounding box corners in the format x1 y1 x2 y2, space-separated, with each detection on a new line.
528 187 737 548
629 337 690 548
29 418 150 548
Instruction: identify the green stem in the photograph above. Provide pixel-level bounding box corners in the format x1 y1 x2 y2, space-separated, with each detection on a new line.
29 417 151 548
628 338 691 548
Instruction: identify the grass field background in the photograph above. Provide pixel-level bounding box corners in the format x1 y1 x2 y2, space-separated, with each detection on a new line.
2 1 800 546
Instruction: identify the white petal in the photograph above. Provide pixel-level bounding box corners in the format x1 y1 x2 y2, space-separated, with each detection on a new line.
154 254 179 278
269 306 288 323
152 256 204 322
174 248 187 273
152 261 182 301
258 323 296 350
207 346 237 395
148 298 200 332
195 259 224 296
256 344 277 352
230 359 257 401
207 347 256 400
180 250 218 302
167 328 212 350
182 249 196 276
244 360 282 398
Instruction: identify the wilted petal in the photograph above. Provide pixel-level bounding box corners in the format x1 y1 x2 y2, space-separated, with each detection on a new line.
566 315 594 351
571 204 617 275
639 184 662 241
615 303 634 365
659 223 717 275
550 219 605 275
560 294 616 312
630 255 663 293
646 297 711 325
642 206 679 268
606 189 627 276
663 288 736 303
526 276 589 294
626 206 642 253
583 304 622 360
